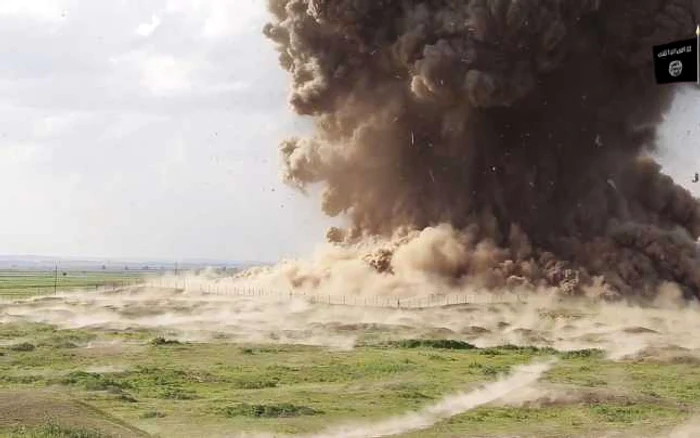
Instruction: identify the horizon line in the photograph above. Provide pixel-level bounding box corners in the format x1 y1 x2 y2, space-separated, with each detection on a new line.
0 253 274 265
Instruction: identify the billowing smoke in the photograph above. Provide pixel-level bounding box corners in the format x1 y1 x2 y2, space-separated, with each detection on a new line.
263 0 700 299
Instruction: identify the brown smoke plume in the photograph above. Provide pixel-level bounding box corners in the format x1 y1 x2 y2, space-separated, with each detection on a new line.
263 0 700 299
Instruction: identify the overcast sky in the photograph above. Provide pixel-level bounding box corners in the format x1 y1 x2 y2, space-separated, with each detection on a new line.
0 0 340 262
0 1 697 263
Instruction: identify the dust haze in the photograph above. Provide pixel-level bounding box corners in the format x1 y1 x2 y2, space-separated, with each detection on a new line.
4 280 700 360
261 0 700 300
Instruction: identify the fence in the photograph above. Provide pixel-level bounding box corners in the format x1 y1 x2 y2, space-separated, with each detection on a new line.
0 277 525 309
141 278 526 309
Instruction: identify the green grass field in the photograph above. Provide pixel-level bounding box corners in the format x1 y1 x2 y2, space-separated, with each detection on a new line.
0 321 698 437
0 271 147 299
1 279 698 437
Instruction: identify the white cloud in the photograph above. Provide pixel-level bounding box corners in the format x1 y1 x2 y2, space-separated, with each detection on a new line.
135 15 161 37
202 2 263 38
0 0 70 22
140 54 195 95
0 143 44 166
0 0 330 261
656 88 700 197
165 0 265 39
35 113 84 138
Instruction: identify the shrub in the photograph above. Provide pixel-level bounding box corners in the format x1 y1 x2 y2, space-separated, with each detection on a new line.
219 403 321 418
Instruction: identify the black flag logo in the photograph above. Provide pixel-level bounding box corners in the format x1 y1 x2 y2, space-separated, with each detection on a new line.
653 36 699 84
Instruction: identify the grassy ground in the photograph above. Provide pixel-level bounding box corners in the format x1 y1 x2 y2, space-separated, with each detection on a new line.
0 271 147 299
0 322 698 437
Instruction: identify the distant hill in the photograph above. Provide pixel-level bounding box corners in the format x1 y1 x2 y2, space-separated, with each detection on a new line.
0 255 269 272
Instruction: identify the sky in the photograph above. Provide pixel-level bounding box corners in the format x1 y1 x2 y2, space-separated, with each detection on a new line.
0 1 697 263
0 0 339 263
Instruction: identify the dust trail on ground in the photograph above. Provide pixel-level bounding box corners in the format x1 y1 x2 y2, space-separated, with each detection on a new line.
83 365 128 374
668 419 700 438
2 282 700 360
231 360 552 438
308 361 552 438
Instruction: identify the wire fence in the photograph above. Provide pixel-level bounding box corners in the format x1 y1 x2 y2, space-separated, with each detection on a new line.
0 277 526 309
142 278 526 309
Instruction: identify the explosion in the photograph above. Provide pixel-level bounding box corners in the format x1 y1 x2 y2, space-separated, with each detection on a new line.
262 0 700 299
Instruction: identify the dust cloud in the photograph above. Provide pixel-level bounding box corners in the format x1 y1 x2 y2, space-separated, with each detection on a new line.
261 0 700 299
3 282 700 360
